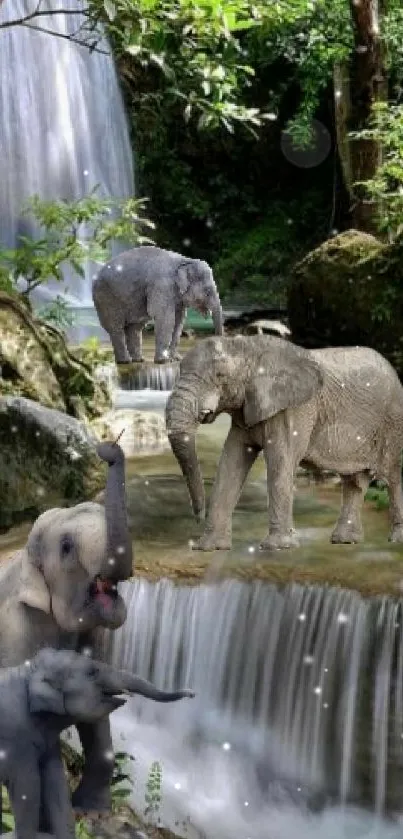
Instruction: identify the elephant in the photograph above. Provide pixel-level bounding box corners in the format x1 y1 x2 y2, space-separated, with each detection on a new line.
0 647 194 839
165 335 403 550
0 440 133 820
92 245 224 365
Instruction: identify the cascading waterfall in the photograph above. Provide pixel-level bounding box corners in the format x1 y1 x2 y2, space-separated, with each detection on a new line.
0 0 134 305
105 578 403 839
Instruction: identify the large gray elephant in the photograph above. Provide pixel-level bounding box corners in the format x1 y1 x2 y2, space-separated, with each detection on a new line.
92 245 224 365
0 441 133 818
166 335 403 550
0 647 194 839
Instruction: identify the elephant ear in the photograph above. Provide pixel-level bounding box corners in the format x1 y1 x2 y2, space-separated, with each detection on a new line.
18 549 51 613
243 344 324 427
175 263 191 296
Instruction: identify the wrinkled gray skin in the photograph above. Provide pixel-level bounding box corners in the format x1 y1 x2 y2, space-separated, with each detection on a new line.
166 335 403 550
92 245 224 365
0 647 194 839
0 441 133 818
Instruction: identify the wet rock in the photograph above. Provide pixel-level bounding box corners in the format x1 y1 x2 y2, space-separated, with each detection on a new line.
90 409 169 456
0 292 109 419
0 396 105 529
288 229 403 378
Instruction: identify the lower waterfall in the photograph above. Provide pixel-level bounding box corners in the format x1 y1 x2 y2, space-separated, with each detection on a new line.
104 578 403 838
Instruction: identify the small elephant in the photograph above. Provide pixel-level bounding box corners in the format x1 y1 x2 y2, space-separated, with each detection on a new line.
0 441 133 819
166 335 403 550
0 647 194 839
92 245 224 365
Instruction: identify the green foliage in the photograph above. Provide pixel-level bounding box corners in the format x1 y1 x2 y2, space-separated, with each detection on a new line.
351 102 403 239
214 192 330 303
365 485 390 511
144 759 163 822
37 295 76 333
0 191 154 298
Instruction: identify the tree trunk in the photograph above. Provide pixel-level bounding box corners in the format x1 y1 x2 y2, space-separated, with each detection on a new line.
335 0 387 233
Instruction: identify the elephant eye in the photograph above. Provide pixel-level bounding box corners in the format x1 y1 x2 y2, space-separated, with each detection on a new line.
60 534 74 558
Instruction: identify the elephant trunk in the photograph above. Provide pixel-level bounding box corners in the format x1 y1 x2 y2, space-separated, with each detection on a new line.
96 442 133 580
99 662 195 703
165 389 205 521
211 299 224 336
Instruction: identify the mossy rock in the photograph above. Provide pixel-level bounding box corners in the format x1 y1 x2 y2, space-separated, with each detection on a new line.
0 396 106 529
0 293 110 420
287 229 403 377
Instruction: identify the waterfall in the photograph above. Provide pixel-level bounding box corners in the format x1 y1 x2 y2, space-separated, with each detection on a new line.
0 0 134 305
105 579 403 839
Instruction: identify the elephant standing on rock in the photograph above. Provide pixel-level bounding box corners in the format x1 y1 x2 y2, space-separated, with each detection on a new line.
166 335 403 550
0 647 194 839
0 440 133 821
92 245 224 365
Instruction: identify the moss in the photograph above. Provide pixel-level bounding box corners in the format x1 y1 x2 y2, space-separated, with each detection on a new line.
287 229 403 377
0 292 110 420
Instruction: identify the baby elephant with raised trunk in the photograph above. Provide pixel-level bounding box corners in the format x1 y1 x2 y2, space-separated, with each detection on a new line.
92 245 223 365
166 335 403 550
0 647 195 839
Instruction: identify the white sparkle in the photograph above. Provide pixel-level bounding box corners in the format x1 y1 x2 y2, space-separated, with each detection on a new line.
314 685 322 695
145 480 149 486
104 750 114 761
248 546 255 554
292 430 298 436
36 487 45 497
297 787 301 792
21 795 27 800
79 617 83 623
244 801 249 807
183 238 191 247
162 349 170 358
183 435 189 442
337 613 349 624
116 264 123 272
222 742 231 751
206 218 214 228
116 545 125 555
35 431 40 437
247 447 253 453
324 667 328 673
331 228 339 235
298 613 306 622
335 90 342 99
0 750 6 759
188 539 194 548
11 425 17 433
323 703 329 709
341 382 345 388
82 647 93 657
108 558 115 566
24 660 31 667
83 169 89 176
174 782 181 790
347 519 352 524
267 438 272 444
257 366 265 374
303 654 314 665
356 435 361 441
366 382 370 387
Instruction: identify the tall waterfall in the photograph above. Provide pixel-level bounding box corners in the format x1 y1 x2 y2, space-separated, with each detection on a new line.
0 0 134 305
105 579 403 839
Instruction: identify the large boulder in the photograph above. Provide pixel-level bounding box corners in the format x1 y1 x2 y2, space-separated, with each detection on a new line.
0 396 106 529
287 229 403 377
0 293 109 419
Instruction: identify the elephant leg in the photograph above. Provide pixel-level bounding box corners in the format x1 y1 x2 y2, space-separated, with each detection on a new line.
154 310 176 363
71 719 114 814
124 322 144 362
168 305 186 361
331 472 370 544
41 744 76 839
193 426 260 551
109 327 131 365
260 447 298 551
386 456 403 542
8 759 41 839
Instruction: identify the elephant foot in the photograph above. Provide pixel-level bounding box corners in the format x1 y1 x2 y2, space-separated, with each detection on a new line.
331 524 364 544
192 533 232 551
259 531 300 551
115 357 132 366
389 524 403 543
72 784 111 815
154 356 171 365
131 356 145 363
